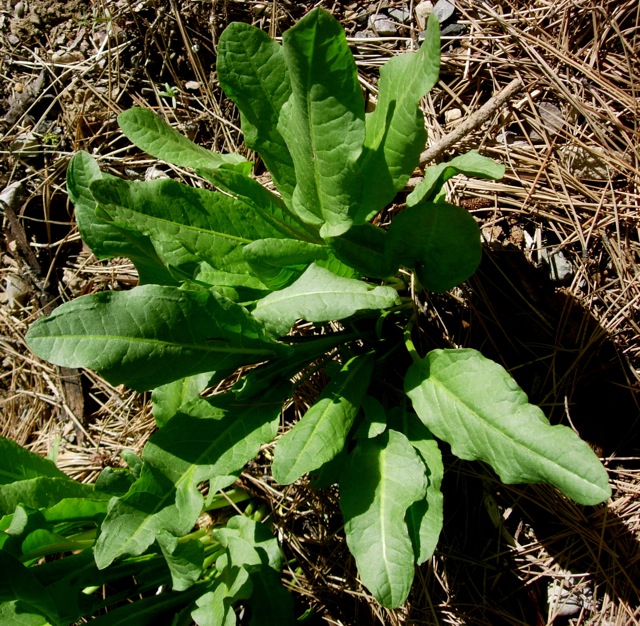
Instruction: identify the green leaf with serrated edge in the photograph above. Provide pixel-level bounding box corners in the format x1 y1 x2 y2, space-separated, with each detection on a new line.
0 551 60 623
89 176 282 285
0 478 100 517
397 413 444 565
67 152 178 286
152 372 213 428
94 463 199 569
118 107 250 174
385 202 481 292
156 530 204 592
273 353 374 484
328 224 397 279
280 8 365 237
405 349 611 505
339 430 427 608
407 150 505 206
243 238 328 290
201 168 317 241
26 285 286 391
144 384 286 500
0 436 67 485
356 15 440 223
252 264 399 337
217 23 295 202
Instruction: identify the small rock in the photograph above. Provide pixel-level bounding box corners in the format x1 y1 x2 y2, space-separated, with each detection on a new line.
415 0 434 29
368 14 398 36
559 145 610 180
11 132 40 157
441 22 467 37
144 166 169 181
444 108 462 124
537 101 564 136
388 7 411 23
3 274 30 310
432 0 456 23
51 50 84 64
184 80 200 91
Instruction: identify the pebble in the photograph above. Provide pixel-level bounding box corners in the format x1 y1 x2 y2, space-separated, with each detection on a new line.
444 108 462 124
368 13 398 36
415 0 434 29
387 7 411 24
432 0 456 23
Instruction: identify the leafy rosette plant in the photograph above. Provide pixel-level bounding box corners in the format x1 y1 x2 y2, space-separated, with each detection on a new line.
11 7 610 619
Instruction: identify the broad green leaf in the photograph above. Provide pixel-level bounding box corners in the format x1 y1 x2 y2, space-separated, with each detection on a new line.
94 467 136 496
356 15 440 222
0 478 98 517
0 602 50 625
202 168 316 241
272 353 374 484
217 23 296 201
252 264 399 337
26 285 286 391
280 8 365 237
152 372 214 428
407 150 505 206
117 107 250 174
328 224 397 279
192 584 236 626
399 416 444 564
405 349 612 505
156 530 204 592
340 430 427 608
43 498 109 524
66 152 177 286
385 202 481 292
0 437 67 485
20 529 89 560
93 464 199 569
219 516 284 572
247 568 294 626
144 385 286 502
89 176 282 286
243 238 328 290
0 551 60 624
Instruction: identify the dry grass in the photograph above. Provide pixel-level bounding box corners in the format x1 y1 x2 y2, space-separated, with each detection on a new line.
1 0 639 623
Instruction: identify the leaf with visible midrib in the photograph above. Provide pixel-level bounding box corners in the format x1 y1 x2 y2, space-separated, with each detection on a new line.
405 349 611 505
26 285 286 391
280 8 365 237
118 107 250 174
272 353 374 484
252 264 399 337
340 430 427 608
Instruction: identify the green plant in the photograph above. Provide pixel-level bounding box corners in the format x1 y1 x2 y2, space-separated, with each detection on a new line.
6 7 610 621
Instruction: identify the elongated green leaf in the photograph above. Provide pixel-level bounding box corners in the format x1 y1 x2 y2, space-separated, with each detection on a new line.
273 353 374 484
0 478 99 517
386 202 481 292
94 463 198 569
280 8 365 237
407 150 505 206
67 152 178 286
356 14 440 222
156 530 204 592
401 416 444 564
328 224 397 279
0 437 67 485
118 107 250 174
405 349 611 505
243 238 328 290
89 176 282 287
26 285 285 391
340 430 427 608
252 264 399 337
144 385 286 498
151 372 213 428
202 169 316 241
217 23 296 201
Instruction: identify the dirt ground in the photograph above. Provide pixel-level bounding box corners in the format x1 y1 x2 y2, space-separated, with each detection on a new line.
1 0 639 624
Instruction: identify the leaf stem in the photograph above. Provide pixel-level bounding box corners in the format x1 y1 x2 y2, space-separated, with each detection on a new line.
404 316 421 363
